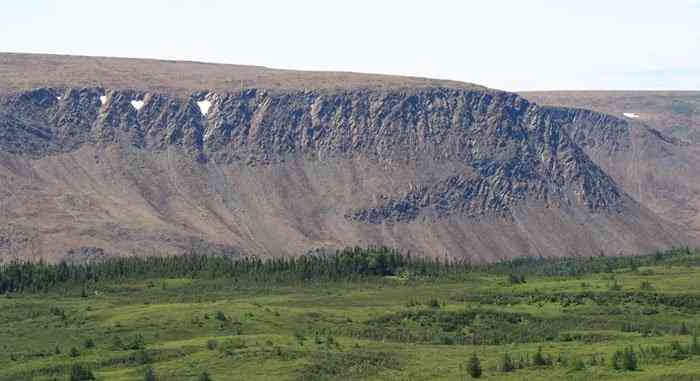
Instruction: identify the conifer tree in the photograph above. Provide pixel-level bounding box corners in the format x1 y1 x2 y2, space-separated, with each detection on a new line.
466 352 482 378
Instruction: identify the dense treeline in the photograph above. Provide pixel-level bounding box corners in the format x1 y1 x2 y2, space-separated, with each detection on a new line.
1 246 698 294
481 246 700 277
0 247 469 293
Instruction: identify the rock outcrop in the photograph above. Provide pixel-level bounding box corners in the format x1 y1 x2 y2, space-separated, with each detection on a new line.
0 55 691 262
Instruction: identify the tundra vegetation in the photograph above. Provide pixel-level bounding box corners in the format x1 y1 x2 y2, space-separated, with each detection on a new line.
2 247 700 380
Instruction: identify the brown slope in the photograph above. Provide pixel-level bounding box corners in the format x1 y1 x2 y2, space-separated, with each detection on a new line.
0 54 691 262
522 92 700 242
523 91 700 142
0 52 484 96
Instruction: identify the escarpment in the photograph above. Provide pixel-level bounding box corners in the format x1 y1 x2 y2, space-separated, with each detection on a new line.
0 82 690 261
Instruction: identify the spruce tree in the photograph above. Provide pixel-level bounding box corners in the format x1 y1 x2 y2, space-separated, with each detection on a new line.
622 347 638 371
466 353 482 378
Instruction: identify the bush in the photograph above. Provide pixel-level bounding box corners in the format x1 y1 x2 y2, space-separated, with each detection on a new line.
70 364 95 380
294 332 306 346
215 311 227 321
691 334 700 355
83 338 95 349
612 350 622 370
207 339 218 350
198 371 212 381
466 353 482 378
134 349 153 365
623 347 638 371
219 338 247 356
127 334 146 350
640 281 654 291
533 346 548 366
508 274 526 285
612 347 638 371
608 279 622 291
144 366 157 381
500 352 515 372
426 298 441 308
69 347 80 357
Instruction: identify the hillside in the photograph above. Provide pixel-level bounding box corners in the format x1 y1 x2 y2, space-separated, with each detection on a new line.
523 91 700 143
523 91 700 243
0 53 484 96
0 53 692 262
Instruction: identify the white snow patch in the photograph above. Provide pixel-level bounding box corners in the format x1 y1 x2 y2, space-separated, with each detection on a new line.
197 100 212 116
56 96 61 100
623 112 640 119
131 100 144 110
99 95 107 105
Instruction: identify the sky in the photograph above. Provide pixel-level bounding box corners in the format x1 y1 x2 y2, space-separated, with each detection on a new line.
2 0 699 91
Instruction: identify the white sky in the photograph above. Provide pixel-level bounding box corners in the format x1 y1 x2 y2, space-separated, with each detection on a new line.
2 0 699 91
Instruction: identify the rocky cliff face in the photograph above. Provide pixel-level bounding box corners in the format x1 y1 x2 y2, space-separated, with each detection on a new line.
0 85 688 262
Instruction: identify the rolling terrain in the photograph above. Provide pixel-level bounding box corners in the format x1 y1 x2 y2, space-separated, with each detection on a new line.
4 248 700 380
0 53 694 262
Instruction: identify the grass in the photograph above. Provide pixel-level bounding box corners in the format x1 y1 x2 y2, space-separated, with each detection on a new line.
4 264 700 380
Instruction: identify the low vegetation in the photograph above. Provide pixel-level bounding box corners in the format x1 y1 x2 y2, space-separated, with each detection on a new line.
2 247 700 380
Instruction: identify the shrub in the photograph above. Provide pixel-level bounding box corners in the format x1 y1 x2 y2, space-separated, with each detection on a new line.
127 334 146 350
532 346 550 366
207 339 218 350
198 371 212 381
621 347 638 371
691 334 700 355
640 281 654 291
295 332 306 346
608 279 622 291
127 349 153 365
500 352 515 372
70 364 95 381
508 274 526 285
299 350 401 381
215 311 227 321
219 338 247 356
83 338 95 349
144 366 157 381
572 358 585 371
466 353 482 378
611 350 622 370
69 347 80 358
426 298 441 308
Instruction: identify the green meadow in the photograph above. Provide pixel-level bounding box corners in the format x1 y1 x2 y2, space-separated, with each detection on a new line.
3 248 700 380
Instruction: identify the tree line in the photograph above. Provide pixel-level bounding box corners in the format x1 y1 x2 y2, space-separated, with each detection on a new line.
1 246 698 294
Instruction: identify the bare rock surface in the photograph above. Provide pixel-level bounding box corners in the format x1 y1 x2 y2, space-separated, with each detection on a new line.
0 53 691 261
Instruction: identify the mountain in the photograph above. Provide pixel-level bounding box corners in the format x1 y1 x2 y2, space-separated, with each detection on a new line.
0 53 690 262
524 91 700 143
524 91 700 244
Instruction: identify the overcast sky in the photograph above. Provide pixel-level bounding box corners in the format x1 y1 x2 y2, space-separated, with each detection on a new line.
2 0 699 91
